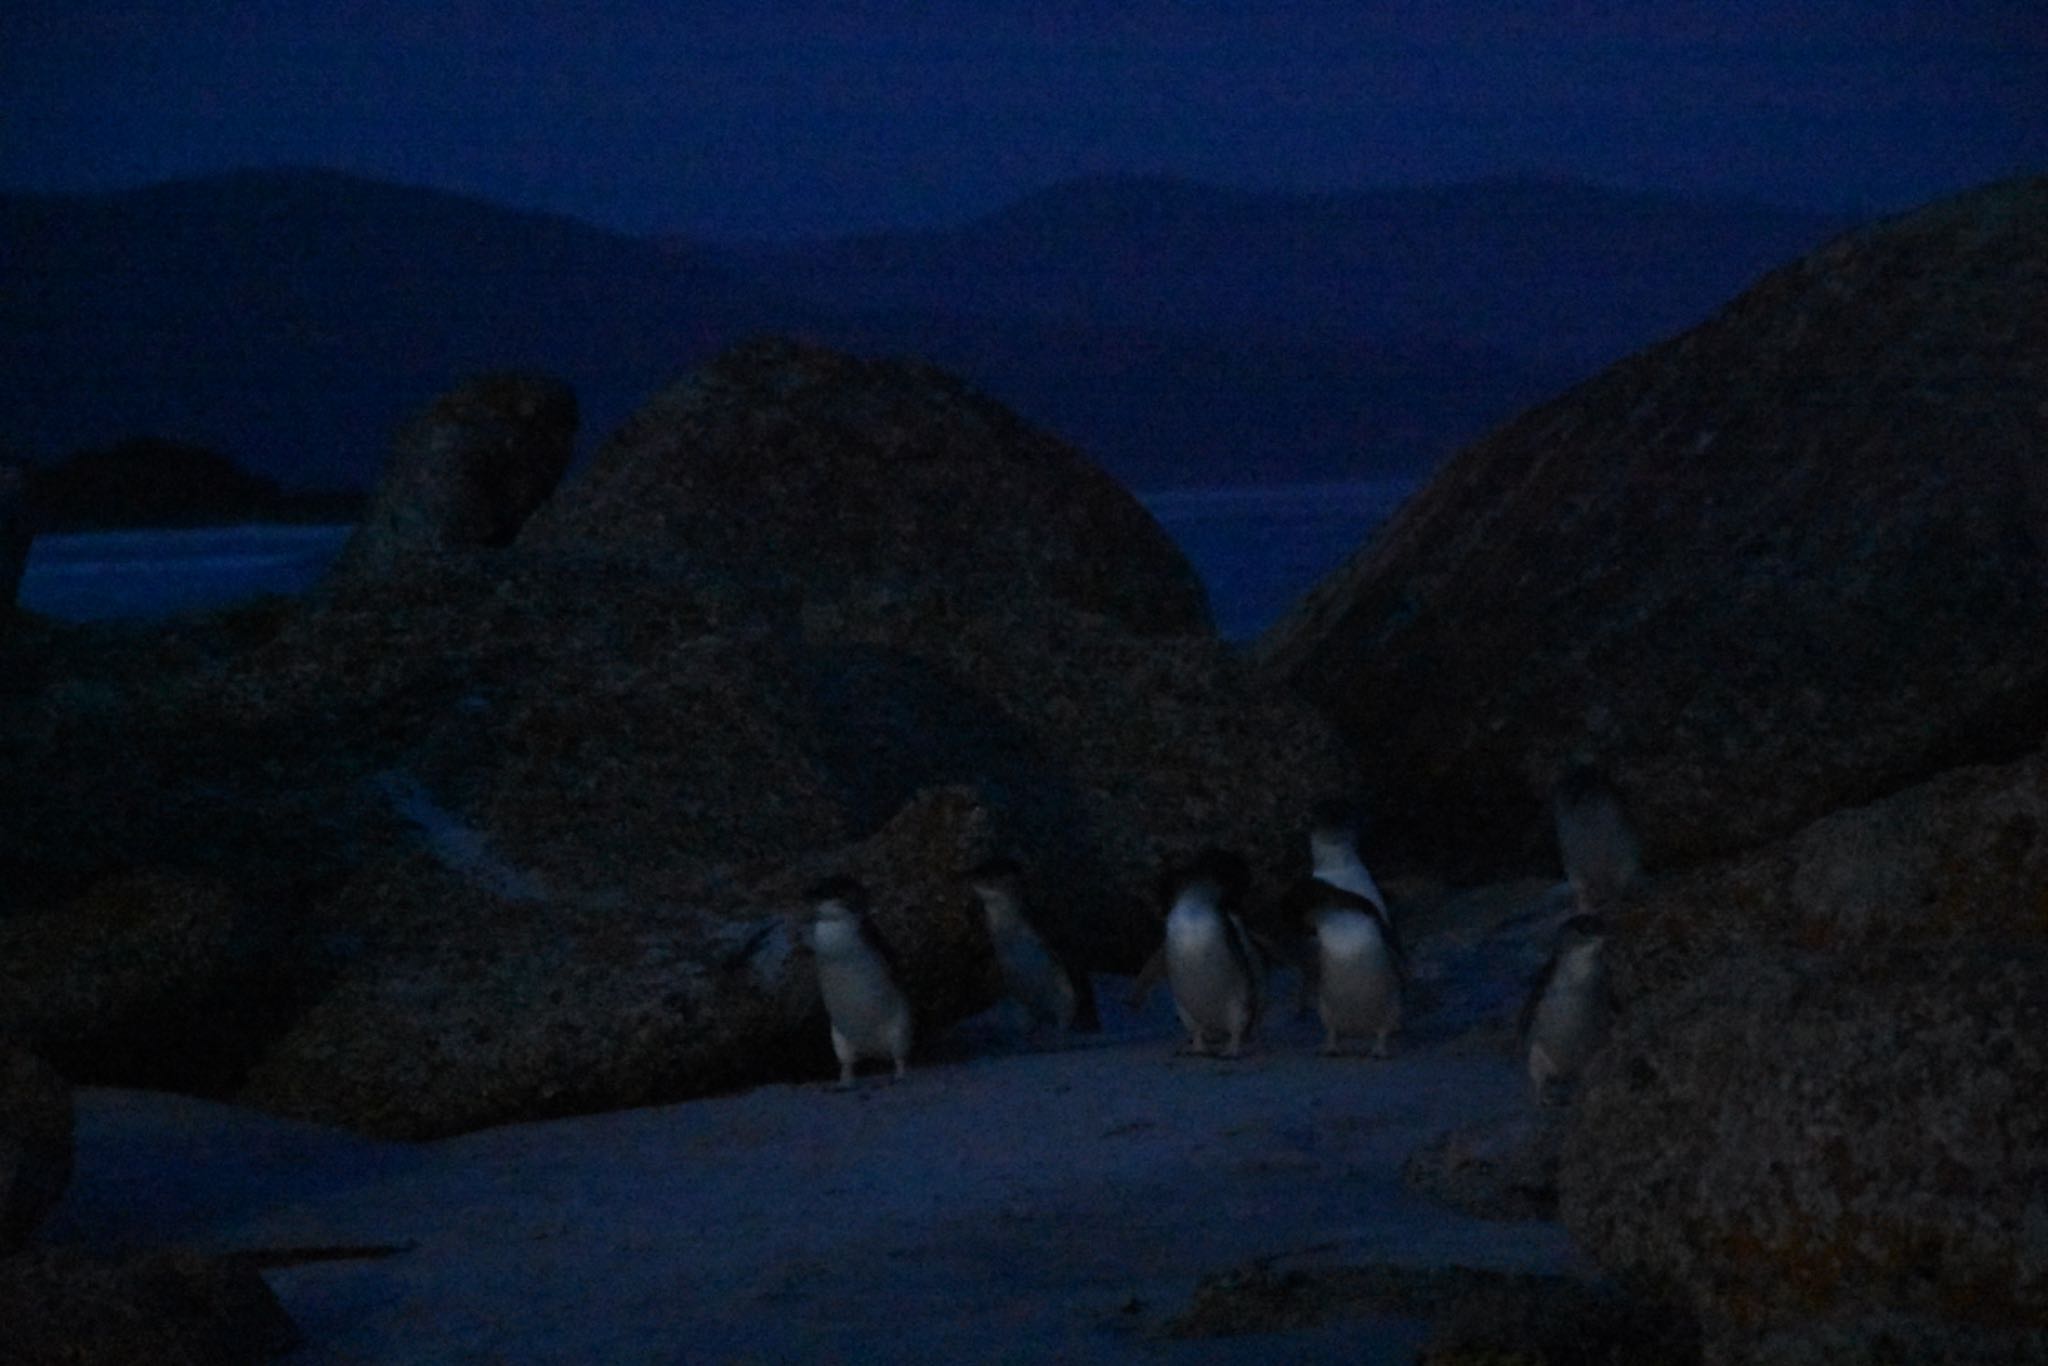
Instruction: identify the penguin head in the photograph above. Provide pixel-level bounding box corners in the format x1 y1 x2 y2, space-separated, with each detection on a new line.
1555 912 1609 952
1309 797 1361 843
962 856 1024 903
806 874 871 924
1551 758 1615 809
1159 846 1250 915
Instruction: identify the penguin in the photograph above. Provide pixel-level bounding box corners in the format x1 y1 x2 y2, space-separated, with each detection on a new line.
1159 849 1262 1057
1307 798 1397 949
1551 761 1642 913
1282 877 1404 1057
1517 913 1613 1106
806 876 913 1088
963 857 1100 1040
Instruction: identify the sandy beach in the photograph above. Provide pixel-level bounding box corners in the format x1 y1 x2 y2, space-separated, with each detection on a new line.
37 884 1582 1363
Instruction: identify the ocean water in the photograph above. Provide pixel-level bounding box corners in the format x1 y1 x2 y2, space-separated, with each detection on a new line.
17 523 353 624
15 478 1417 640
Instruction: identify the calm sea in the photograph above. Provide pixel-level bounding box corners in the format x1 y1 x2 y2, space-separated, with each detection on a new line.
16 479 1416 641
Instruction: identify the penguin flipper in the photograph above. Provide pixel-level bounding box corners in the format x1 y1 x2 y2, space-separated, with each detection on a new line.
1516 953 1560 1047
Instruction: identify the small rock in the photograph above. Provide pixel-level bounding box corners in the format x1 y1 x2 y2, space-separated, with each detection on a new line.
329 371 577 584
0 871 289 1092
0 1248 300 1365
1403 1109 1563 1222
0 1044 71 1253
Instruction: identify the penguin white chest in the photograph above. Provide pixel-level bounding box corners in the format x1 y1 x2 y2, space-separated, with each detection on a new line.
811 919 908 1045
1528 942 1609 1086
1164 900 1254 1033
1313 908 1400 1038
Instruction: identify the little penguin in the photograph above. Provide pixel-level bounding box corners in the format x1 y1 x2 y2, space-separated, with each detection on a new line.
1551 761 1642 913
807 875 914 1089
1283 877 1404 1057
964 857 1100 1040
1518 913 1613 1106
1308 798 1398 951
1160 849 1262 1057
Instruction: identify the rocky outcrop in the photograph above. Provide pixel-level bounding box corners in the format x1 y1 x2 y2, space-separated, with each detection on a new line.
0 1045 71 1253
0 344 1345 1136
1562 946 2048 1364
1558 749 2048 1362
241 787 1007 1139
328 372 576 585
1596 747 2048 1006
0 1249 300 1365
1258 176 2048 879
0 462 27 612
520 338 1213 635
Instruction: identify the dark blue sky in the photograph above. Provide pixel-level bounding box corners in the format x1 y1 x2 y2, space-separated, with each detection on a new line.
3 1 2042 239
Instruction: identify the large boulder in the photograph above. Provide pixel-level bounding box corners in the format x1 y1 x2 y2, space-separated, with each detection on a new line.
520 338 1213 635
0 1045 71 1253
241 786 1004 1138
1562 946 2048 1364
1558 750 2048 1362
791 581 1350 965
1257 176 2048 879
328 371 576 585
1599 747 2048 1005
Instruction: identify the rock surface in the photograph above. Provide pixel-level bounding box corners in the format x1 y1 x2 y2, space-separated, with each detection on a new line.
1171 1261 1698 1363
0 1249 300 1365
1257 176 2048 879
0 462 27 612
240 787 1006 1139
328 371 576 585
1558 750 2048 1357
521 337 1213 635
0 1045 72 1253
1562 946 2048 1359
0 872 297 1092
1600 747 2048 1005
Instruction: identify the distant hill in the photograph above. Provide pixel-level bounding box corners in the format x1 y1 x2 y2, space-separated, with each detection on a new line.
715 174 1854 376
1 169 1852 497
21 437 363 531
0 169 765 493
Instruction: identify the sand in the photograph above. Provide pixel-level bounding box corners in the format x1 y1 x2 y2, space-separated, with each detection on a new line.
37 884 1581 1363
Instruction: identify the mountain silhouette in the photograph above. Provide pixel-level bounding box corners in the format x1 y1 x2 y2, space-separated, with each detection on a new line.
2 168 1849 496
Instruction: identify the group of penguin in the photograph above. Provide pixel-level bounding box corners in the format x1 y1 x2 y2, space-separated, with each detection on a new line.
806 763 1638 1102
